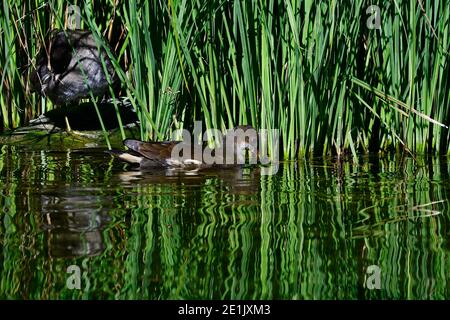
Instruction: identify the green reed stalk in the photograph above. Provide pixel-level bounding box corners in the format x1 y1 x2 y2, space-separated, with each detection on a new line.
1 0 449 157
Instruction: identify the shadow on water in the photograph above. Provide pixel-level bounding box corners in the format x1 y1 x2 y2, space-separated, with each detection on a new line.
0 145 449 299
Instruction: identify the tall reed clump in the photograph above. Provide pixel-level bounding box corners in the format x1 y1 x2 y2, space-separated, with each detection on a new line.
0 0 36 130
0 0 449 158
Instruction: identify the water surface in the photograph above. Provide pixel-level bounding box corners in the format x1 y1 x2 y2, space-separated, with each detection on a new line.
0 145 449 299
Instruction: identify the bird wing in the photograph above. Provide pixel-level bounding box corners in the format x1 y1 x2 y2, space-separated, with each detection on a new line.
124 140 180 164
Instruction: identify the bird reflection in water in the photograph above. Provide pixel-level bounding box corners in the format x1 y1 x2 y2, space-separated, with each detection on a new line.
40 192 111 258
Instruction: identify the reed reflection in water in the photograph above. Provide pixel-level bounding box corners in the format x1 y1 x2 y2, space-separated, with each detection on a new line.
0 145 449 299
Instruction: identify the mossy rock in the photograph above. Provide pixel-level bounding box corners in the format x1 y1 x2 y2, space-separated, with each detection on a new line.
0 126 140 151
0 98 141 150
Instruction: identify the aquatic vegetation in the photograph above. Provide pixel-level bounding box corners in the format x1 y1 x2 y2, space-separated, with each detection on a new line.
1 146 450 299
0 1 449 158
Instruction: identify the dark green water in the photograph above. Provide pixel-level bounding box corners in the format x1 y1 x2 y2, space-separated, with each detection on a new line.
0 144 449 299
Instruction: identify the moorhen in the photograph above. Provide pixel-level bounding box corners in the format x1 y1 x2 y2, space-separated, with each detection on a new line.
110 125 259 170
30 30 115 105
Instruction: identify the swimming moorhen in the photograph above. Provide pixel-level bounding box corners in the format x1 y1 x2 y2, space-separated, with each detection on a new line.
30 30 115 105
110 125 259 170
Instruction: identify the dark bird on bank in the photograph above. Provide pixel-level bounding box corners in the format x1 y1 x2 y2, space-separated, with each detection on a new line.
30 30 116 105
24 98 138 132
109 125 259 171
